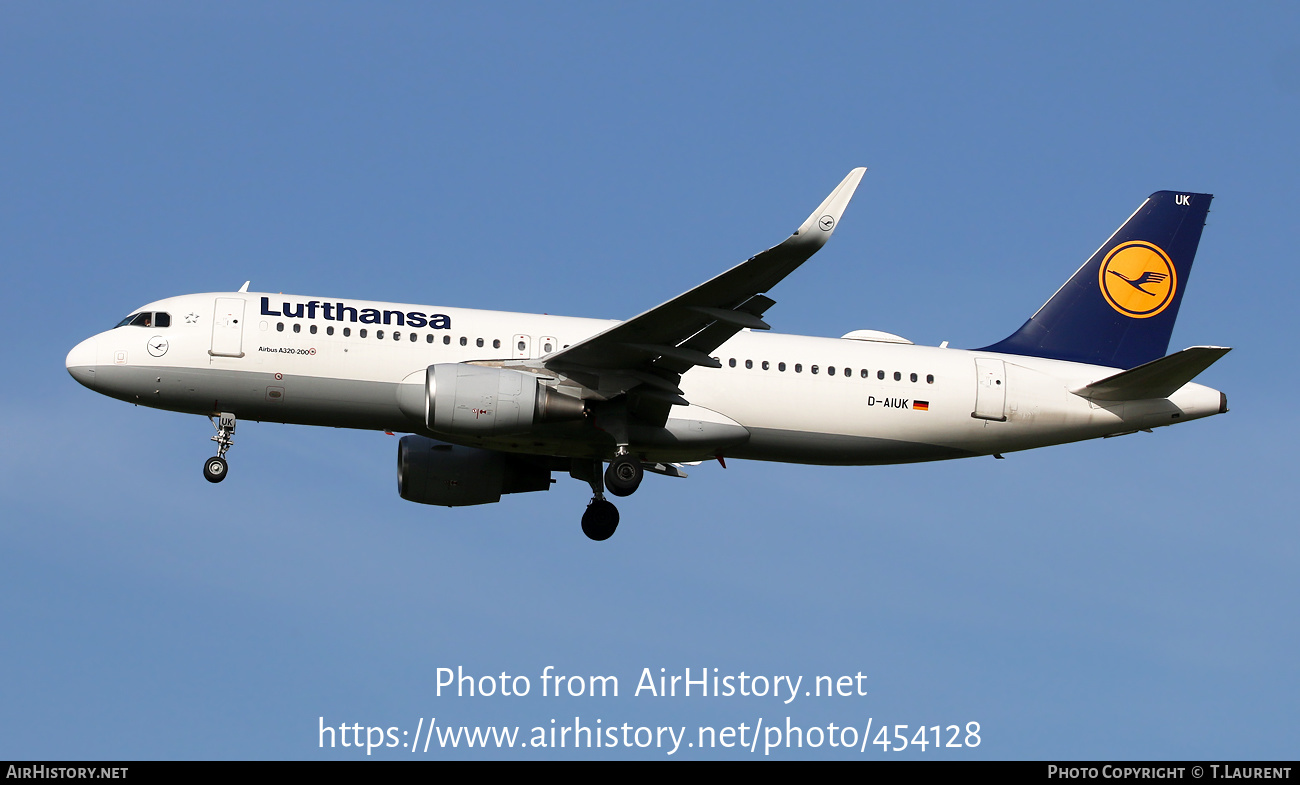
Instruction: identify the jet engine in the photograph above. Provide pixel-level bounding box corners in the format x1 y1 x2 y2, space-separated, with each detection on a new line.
397 435 552 507
406 364 586 436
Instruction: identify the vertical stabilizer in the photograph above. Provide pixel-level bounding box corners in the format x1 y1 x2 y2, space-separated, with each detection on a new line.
979 191 1212 369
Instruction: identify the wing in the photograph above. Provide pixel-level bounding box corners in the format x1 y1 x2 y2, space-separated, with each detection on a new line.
538 168 866 421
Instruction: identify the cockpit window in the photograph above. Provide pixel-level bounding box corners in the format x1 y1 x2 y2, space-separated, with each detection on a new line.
116 312 171 329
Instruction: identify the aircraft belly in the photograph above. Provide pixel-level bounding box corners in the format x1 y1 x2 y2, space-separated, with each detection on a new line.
731 427 976 465
463 411 752 463
92 364 407 430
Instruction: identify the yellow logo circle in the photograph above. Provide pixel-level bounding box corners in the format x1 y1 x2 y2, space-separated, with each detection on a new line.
1098 241 1177 319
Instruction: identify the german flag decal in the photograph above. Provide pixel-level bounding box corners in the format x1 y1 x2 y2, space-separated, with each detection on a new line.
913 400 929 412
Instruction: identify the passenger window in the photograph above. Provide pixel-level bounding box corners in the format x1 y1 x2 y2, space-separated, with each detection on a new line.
360 329 368 338
877 370 885 380
844 367 851 377
861 369 868 378
910 373 918 382
155 313 171 328
327 326 334 336
494 339 502 349
476 338 484 348
729 358 736 368
310 324 317 335
276 323 284 332
893 371 901 381
544 342 553 353
377 330 385 339
343 327 351 337
460 337 467 346
828 366 835 375
779 362 786 372
812 365 819 374
293 323 301 333
795 364 802 373
927 374 934 384
762 361 769 370
410 333 417 342
745 360 753 369
443 335 450 345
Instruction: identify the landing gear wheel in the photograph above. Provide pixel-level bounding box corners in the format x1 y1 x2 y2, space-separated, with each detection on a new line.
203 456 228 483
581 499 620 541
604 455 643 497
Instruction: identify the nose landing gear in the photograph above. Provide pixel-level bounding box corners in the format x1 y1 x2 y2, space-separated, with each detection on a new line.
204 412 236 484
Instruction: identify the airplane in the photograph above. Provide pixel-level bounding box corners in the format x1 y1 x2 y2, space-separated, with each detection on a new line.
65 169 1229 540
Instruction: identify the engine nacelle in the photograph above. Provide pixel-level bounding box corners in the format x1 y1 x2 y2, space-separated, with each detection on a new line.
397 435 552 507
421 364 585 436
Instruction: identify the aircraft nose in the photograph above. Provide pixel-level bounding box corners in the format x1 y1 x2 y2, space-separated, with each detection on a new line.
66 336 98 390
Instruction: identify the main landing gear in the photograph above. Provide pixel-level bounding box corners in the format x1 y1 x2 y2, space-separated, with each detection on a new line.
582 498 620 542
203 412 236 484
604 452 644 497
573 452 645 541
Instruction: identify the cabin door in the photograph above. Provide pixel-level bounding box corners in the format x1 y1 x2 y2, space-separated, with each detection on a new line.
210 297 246 358
972 358 1007 421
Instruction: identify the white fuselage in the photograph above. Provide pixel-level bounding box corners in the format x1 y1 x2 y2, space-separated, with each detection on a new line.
66 291 1226 466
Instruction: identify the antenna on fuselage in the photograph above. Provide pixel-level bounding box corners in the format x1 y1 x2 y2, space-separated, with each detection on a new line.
238 281 250 292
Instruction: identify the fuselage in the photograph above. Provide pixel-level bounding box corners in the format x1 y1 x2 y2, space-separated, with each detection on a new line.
65 291 1227 466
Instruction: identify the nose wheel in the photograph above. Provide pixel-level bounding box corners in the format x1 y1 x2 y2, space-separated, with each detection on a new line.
203 456 228 482
204 412 236 484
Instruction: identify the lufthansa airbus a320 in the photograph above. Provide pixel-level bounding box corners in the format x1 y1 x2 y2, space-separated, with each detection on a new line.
66 170 1229 540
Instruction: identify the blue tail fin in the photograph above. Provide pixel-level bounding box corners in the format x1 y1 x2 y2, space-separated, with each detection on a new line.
978 191 1212 369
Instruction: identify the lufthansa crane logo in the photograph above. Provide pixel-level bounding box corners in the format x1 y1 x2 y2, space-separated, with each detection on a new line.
1098 240 1177 319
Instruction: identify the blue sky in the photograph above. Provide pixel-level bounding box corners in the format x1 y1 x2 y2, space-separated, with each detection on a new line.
2 2 1296 759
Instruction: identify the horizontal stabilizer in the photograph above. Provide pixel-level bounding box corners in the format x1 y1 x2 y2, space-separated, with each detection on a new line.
1071 346 1230 401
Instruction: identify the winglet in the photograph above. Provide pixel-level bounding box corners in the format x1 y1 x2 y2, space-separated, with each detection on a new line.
793 167 866 242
